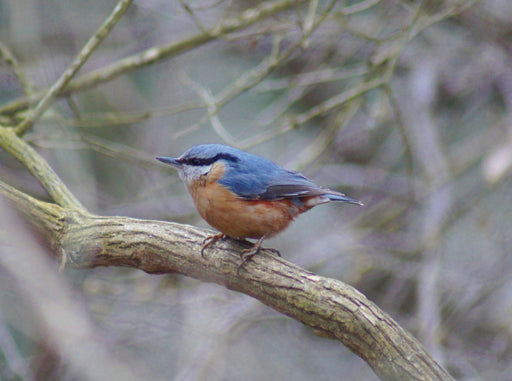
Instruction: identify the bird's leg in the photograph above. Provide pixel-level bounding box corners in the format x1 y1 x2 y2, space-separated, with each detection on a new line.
238 236 281 273
201 233 227 257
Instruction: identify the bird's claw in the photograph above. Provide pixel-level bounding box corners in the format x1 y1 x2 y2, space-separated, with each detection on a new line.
201 233 226 257
201 233 280 274
237 245 281 274
264 248 281 257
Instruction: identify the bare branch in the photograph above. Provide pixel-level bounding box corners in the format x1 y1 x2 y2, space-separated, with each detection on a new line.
0 0 308 118
0 127 86 211
14 0 133 136
0 40 34 97
0 180 454 381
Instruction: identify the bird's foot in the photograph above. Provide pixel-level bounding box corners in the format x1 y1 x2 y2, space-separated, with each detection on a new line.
264 248 281 257
237 240 281 274
201 233 227 257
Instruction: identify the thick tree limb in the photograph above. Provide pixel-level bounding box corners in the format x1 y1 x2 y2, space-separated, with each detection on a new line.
0 127 85 210
0 180 454 381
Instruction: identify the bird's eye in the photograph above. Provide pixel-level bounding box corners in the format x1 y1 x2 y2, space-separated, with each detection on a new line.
181 153 238 166
180 157 202 166
182 157 216 166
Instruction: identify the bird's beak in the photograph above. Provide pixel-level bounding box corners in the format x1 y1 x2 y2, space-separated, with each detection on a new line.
156 156 181 168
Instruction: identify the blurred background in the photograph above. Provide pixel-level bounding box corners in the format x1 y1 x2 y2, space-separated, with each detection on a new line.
1 0 511 380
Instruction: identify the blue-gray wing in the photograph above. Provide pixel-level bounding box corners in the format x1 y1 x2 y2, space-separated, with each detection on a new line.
217 153 362 204
257 170 326 200
260 170 362 204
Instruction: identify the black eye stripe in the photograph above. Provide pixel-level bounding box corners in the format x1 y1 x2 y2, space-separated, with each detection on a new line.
179 153 239 166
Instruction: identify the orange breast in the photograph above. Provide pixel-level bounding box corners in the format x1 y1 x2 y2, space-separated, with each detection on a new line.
186 162 302 239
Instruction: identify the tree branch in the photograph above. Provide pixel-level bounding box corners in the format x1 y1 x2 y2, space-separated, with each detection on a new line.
0 127 85 211
15 0 133 136
0 0 307 118
0 180 454 381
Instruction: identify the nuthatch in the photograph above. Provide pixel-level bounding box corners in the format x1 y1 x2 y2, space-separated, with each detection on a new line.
157 144 362 264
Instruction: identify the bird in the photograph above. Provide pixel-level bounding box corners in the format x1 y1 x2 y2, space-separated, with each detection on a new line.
157 144 362 266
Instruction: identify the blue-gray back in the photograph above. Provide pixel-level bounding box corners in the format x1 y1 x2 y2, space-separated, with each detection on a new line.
191 145 324 200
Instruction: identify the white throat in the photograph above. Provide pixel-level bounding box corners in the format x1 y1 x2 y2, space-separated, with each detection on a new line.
178 164 212 186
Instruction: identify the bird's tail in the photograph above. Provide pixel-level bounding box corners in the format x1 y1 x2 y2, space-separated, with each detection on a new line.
325 192 364 206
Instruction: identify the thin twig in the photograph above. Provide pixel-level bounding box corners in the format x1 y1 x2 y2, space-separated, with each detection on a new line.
182 73 238 145
342 0 382 15
295 77 385 126
0 41 34 97
178 0 211 35
15 0 133 137
383 84 415 200
0 0 307 118
177 0 339 144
